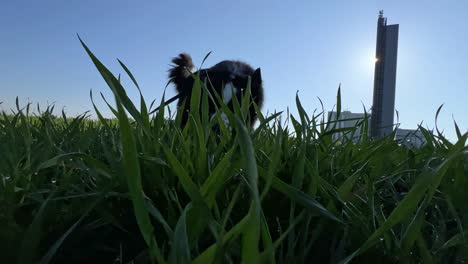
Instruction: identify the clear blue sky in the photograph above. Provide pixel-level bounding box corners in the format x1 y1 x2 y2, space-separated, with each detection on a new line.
1 0 466 140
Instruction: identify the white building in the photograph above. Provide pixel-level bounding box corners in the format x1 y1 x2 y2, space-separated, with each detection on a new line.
327 111 370 142
395 128 426 148
328 111 427 147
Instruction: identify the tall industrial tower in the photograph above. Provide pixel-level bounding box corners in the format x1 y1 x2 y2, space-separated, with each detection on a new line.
370 11 399 138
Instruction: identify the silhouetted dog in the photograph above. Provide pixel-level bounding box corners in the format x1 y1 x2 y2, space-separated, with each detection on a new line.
168 53 264 128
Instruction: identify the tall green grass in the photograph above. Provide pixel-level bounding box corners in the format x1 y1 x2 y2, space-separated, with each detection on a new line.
0 40 466 263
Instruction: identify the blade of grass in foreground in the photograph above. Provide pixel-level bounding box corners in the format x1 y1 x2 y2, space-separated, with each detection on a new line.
192 215 250 264
18 193 54 264
270 177 342 223
117 59 150 130
169 204 192 264
78 35 149 135
234 116 261 264
193 185 243 264
39 197 101 264
200 146 235 208
340 143 466 264
400 198 429 255
114 92 164 264
89 90 111 129
162 144 212 245
145 200 174 238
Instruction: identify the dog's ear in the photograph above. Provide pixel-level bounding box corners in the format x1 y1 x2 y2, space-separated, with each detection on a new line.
252 68 262 86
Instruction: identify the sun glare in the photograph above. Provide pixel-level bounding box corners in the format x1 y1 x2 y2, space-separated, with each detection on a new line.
357 50 378 75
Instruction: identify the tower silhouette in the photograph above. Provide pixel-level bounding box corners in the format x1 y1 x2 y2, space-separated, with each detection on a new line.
370 11 399 138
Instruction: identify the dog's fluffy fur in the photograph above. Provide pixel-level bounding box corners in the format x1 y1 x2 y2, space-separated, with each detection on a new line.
168 53 264 127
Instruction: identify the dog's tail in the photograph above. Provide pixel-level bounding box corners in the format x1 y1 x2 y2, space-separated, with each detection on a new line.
168 53 195 93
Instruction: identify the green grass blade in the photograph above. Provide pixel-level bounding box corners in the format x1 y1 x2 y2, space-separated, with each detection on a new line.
162 145 211 244
117 59 150 129
39 197 101 264
200 147 235 208
114 92 164 263
234 117 261 264
192 215 249 264
18 193 54 264
342 149 464 263
169 204 192 264
89 90 110 128
271 177 342 223
78 36 148 134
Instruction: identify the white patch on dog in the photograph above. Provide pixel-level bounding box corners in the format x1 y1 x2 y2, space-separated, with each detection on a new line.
210 112 230 126
220 112 229 125
223 82 237 104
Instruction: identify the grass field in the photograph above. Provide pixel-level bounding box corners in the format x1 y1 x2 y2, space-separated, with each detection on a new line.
0 41 467 263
